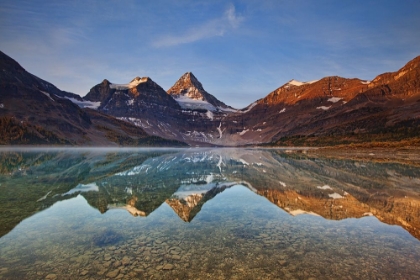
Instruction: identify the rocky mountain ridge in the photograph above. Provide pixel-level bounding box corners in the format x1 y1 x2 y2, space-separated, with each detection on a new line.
1 49 419 146
80 55 420 146
0 51 186 146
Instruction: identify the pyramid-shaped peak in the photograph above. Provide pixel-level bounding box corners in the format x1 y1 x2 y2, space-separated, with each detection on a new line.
168 72 207 97
178 72 204 90
168 72 233 110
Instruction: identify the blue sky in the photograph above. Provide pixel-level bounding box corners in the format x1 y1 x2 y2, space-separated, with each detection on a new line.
1 0 419 108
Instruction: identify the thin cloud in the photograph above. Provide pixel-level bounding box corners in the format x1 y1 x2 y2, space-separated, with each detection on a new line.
153 4 243 48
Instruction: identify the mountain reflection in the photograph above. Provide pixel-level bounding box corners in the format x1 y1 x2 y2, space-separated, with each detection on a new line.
1 148 419 240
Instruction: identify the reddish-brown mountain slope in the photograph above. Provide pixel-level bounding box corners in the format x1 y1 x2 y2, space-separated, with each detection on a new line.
229 55 420 146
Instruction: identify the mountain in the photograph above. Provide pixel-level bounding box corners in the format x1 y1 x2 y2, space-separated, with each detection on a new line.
167 72 235 112
2 49 419 146
84 76 195 143
85 73 234 145
0 51 186 146
226 56 420 146
87 56 420 147
84 76 181 111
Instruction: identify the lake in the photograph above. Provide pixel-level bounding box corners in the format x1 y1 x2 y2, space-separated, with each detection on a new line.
0 147 419 279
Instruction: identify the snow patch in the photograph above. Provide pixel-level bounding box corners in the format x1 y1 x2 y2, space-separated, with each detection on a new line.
288 79 305 86
0 103 4 109
127 99 135 106
108 204 146 217
118 117 150 128
279 181 286 187
109 77 148 90
361 80 370 85
206 110 214 120
65 97 101 109
317 185 332 190
37 190 52 202
218 106 238 112
238 129 249 136
205 174 214 184
175 95 217 111
40 90 54 101
63 183 99 196
328 193 343 199
327 97 342 103
279 108 286 113
287 79 319 87
217 122 223 138
317 106 331 110
289 209 320 216
239 159 249 166
217 155 223 173
241 102 257 113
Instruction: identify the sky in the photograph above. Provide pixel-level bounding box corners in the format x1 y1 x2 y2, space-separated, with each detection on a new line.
1 0 420 109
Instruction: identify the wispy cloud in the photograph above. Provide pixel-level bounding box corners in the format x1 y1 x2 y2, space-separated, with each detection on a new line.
153 4 243 48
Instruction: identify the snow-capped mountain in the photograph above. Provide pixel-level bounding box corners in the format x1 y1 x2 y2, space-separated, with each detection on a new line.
80 55 420 146
2 48 420 147
82 72 242 145
167 72 235 112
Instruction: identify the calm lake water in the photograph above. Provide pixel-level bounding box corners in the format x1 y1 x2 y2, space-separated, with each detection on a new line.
0 148 419 279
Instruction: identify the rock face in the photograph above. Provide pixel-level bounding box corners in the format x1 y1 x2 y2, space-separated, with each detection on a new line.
0 51 186 146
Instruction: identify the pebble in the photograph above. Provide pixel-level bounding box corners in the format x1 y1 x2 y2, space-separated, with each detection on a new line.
163 264 174 270
106 269 120 278
113 260 122 268
122 256 131 266
278 260 287 266
45 274 57 280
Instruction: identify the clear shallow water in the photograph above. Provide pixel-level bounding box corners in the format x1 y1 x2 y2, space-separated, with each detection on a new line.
0 148 419 279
